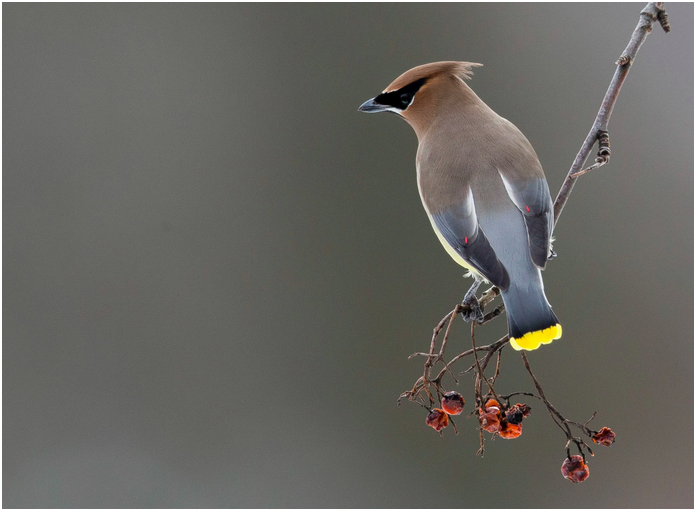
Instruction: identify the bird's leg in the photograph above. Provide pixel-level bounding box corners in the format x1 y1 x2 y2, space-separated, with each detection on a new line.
461 275 485 324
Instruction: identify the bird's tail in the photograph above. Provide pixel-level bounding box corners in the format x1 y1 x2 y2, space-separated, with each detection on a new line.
501 281 561 351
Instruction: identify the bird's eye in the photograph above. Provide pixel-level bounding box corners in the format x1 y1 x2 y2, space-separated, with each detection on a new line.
400 93 410 106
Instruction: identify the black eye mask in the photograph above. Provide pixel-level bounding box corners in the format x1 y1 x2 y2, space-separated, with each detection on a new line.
373 77 428 111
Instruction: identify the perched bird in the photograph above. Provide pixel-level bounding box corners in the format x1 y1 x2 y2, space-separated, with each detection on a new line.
359 61 561 351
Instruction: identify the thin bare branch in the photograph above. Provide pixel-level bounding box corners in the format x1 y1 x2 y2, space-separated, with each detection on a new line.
520 352 596 459
553 2 669 226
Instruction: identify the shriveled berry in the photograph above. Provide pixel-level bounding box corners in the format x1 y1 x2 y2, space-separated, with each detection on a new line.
479 408 501 434
504 406 524 425
561 455 590 483
426 408 449 432
515 403 531 418
498 420 522 439
441 391 465 415
484 398 500 410
592 427 615 446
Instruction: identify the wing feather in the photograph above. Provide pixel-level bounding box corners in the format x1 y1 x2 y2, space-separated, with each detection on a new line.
431 187 510 290
498 171 553 269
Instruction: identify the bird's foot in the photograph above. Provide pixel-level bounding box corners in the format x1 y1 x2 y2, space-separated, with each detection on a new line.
461 295 485 324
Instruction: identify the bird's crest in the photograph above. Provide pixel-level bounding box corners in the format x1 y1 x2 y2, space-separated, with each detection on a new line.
384 61 482 93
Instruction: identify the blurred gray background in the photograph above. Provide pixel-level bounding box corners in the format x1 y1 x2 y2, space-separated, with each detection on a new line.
3 3 693 508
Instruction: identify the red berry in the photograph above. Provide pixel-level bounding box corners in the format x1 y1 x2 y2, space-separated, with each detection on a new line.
592 427 615 446
561 455 590 483
426 408 449 432
484 398 500 410
441 391 465 415
498 420 522 439
478 408 501 434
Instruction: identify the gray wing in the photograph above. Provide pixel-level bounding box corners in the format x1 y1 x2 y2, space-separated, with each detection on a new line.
431 187 510 290
498 172 553 269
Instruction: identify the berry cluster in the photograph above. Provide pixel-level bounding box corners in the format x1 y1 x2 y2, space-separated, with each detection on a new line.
425 391 465 432
556 426 616 483
478 399 530 439
420 386 615 484
400 299 616 484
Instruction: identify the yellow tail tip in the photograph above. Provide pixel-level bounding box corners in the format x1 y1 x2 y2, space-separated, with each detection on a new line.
510 324 562 351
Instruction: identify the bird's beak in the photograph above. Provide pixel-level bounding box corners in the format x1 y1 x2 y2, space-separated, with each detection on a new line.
358 97 387 113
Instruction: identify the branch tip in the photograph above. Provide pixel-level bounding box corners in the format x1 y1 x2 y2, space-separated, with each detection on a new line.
554 1 668 225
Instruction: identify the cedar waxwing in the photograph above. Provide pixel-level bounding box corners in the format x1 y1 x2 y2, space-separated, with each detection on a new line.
359 62 561 351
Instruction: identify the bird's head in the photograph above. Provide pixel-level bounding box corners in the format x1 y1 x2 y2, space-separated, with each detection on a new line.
358 61 482 136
